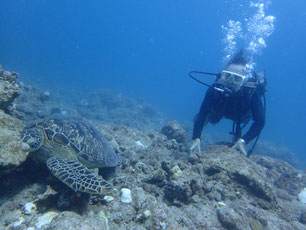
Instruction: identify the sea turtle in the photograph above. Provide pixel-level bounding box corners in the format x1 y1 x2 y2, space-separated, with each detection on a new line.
21 117 118 195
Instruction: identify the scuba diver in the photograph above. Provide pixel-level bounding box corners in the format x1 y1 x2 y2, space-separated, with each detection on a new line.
190 50 266 157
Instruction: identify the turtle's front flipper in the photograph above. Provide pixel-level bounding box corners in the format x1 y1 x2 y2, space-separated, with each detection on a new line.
46 156 112 195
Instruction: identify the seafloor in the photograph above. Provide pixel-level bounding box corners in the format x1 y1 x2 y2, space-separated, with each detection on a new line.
0 65 306 230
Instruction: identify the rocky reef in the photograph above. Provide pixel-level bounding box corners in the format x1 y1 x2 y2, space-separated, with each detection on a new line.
0 65 305 230
254 140 299 168
11 85 166 131
74 89 167 131
0 65 20 113
0 66 29 168
0 109 29 168
1 122 306 229
10 84 78 126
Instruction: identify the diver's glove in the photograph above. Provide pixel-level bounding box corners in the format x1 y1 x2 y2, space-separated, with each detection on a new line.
232 138 247 156
190 138 201 153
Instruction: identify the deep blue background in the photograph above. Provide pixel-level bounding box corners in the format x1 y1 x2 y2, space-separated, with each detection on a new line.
0 0 305 167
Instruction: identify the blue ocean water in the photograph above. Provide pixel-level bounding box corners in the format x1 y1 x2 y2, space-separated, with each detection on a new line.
0 0 305 167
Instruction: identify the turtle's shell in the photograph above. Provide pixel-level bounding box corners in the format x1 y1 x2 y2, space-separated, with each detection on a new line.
35 117 118 167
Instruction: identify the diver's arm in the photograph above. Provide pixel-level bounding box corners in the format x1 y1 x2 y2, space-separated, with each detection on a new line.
192 87 214 140
242 91 265 144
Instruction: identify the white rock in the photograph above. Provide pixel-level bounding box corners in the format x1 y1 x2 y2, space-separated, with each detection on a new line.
135 140 146 149
121 188 132 204
35 211 58 229
160 222 167 230
298 187 306 204
143 210 152 219
37 185 57 200
24 202 37 215
3 70 11 77
60 110 67 116
103 195 114 203
13 217 25 227
43 91 50 97
216 201 227 208
170 165 182 178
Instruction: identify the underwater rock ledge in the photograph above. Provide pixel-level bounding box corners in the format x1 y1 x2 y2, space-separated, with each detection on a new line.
0 65 305 230
0 66 29 169
1 123 306 230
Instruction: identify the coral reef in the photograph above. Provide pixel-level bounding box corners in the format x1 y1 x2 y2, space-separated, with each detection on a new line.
160 120 187 145
74 89 167 131
0 109 29 168
0 65 29 169
0 65 20 112
11 84 78 125
254 140 299 167
0 65 305 229
11 86 166 131
1 123 305 229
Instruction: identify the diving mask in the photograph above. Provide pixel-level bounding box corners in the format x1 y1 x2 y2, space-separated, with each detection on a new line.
218 70 248 92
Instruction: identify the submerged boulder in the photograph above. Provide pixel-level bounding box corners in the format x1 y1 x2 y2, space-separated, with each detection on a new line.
160 120 187 145
0 65 29 168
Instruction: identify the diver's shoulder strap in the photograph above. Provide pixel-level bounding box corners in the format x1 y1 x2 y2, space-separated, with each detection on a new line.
243 70 267 89
243 81 257 88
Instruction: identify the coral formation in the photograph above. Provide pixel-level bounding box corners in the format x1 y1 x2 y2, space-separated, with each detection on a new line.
298 188 306 204
11 84 77 125
161 120 187 145
0 109 29 167
75 89 166 131
254 140 299 167
0 65 20 112
1 120 306 230
0 66 35 169
0 65 305 229
0 65 29 168
120 188 132 204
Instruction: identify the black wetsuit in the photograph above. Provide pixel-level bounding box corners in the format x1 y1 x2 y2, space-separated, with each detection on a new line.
192 83 265 144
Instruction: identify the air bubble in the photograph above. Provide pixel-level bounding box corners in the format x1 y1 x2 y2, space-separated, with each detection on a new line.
221 0 275 68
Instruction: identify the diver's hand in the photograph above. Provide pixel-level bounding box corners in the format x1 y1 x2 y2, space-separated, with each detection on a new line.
232 138 247 156
190 138 201 153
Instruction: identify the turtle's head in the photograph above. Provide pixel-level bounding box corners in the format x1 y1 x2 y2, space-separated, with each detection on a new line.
21 128 43 152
